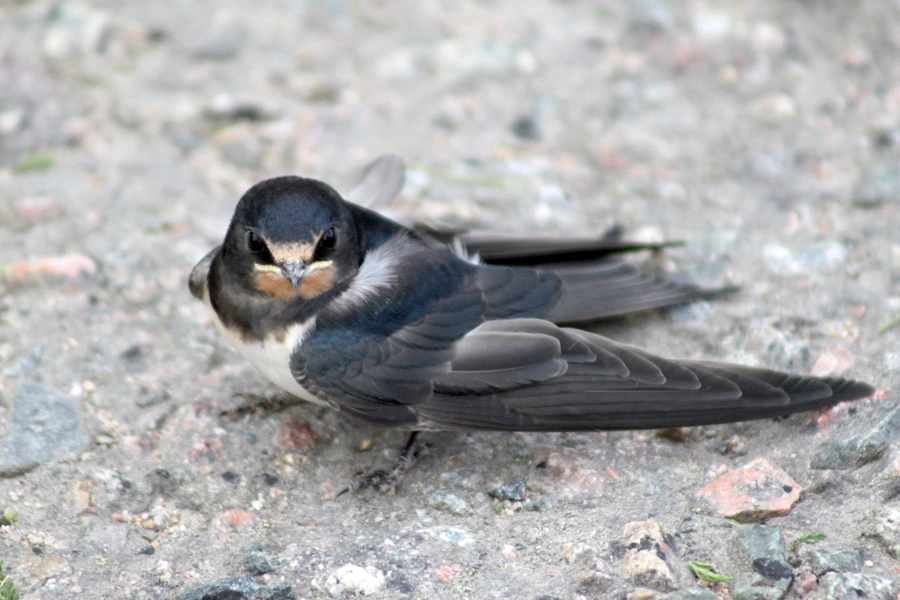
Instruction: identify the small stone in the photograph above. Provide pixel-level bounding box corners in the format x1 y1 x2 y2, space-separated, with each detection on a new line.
731 525 792 600
697 456 803 522
510 115 540 141
628 0 674 32
13 197 63 226
811 405 900 470
0 381 91 477
489 481 527 502
800 547 863 576
809 346 857 377
819 572 897 600
561 541 596 564
4 253 98 282
418 526 475 547
854 158 900 208
865 506 900 558
0 107 25 135
188 22 245 60
575 570 618 596
2 345 45 378
278 416 321 450
244 550 274 575
752 93 797 120
872 454 900 500
618 521 681 592
325 565 385 597
692 11 731 39
427 490 471 515
177 577 295 600
762 242 846 276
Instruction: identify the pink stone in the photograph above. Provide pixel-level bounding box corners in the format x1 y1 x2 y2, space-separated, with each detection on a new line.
5 253 97 281
697 456 803 522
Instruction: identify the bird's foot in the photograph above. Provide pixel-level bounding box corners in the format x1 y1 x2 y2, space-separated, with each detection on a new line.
336 431 428 497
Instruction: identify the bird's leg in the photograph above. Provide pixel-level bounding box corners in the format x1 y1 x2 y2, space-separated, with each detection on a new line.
336 431 427 497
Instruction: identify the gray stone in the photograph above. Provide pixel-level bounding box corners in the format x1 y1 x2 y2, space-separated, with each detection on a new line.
731 525 792 600
811 405 900 470
489 481 527 502
854 158 900 207
177 577 295 600
865 506 900 558
0 381 91 477
800 547 862 576
419 526 475 547
243 551 274 576
427 490 471 515
820 572 897 600
188 22 245 61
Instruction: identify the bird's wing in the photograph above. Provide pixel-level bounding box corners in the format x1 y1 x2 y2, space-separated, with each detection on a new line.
344 154 406 210
457 230 737 322
292 253 564 426
413 318 873 431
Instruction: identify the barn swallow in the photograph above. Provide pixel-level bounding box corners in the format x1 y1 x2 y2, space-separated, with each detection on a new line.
190 157 873 482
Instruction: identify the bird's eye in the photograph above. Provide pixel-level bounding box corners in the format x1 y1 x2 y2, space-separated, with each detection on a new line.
314 227 336 260
247 231 274 263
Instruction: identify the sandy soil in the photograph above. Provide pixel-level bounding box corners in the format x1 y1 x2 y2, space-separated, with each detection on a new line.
0 1 898 599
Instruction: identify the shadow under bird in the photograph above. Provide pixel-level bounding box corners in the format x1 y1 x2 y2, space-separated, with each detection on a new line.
189 156 873 487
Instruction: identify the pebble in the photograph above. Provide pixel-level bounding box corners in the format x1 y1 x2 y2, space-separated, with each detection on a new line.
12 196 63 227
811 405 900 470
243 550 275 576
325 565 385 597
696 456 803 522
865 506 900 559
418 526 475 547
799 547 862 576
628 0 674 32
731 524 792 600
188 21 245 61
2 344 45 378
177 577 295 600
488 481 527 502
872 455 900 500
761 242 847 276
853 158 900 207
278 416 322 451
617 520 681 592
819 572 897 600
4 253 98 281
427 490 471 515
0 381 91 477
510 115 540 141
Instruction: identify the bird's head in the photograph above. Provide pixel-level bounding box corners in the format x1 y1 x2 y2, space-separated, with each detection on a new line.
220 176 362 302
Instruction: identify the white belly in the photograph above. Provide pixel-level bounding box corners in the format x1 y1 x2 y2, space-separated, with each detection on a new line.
216 317 327 406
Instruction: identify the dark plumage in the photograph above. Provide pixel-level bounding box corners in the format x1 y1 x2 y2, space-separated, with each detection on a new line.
190 159 873 435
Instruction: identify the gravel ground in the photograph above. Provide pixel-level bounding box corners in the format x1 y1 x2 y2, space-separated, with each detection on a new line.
1 1 899 599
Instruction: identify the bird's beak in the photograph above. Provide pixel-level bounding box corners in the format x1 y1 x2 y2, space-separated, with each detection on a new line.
280 262 307 288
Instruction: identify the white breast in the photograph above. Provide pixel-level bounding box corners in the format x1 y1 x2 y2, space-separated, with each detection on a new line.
215 316 327 406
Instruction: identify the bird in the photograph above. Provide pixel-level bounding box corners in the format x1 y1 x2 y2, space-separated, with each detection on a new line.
189 156 874 488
